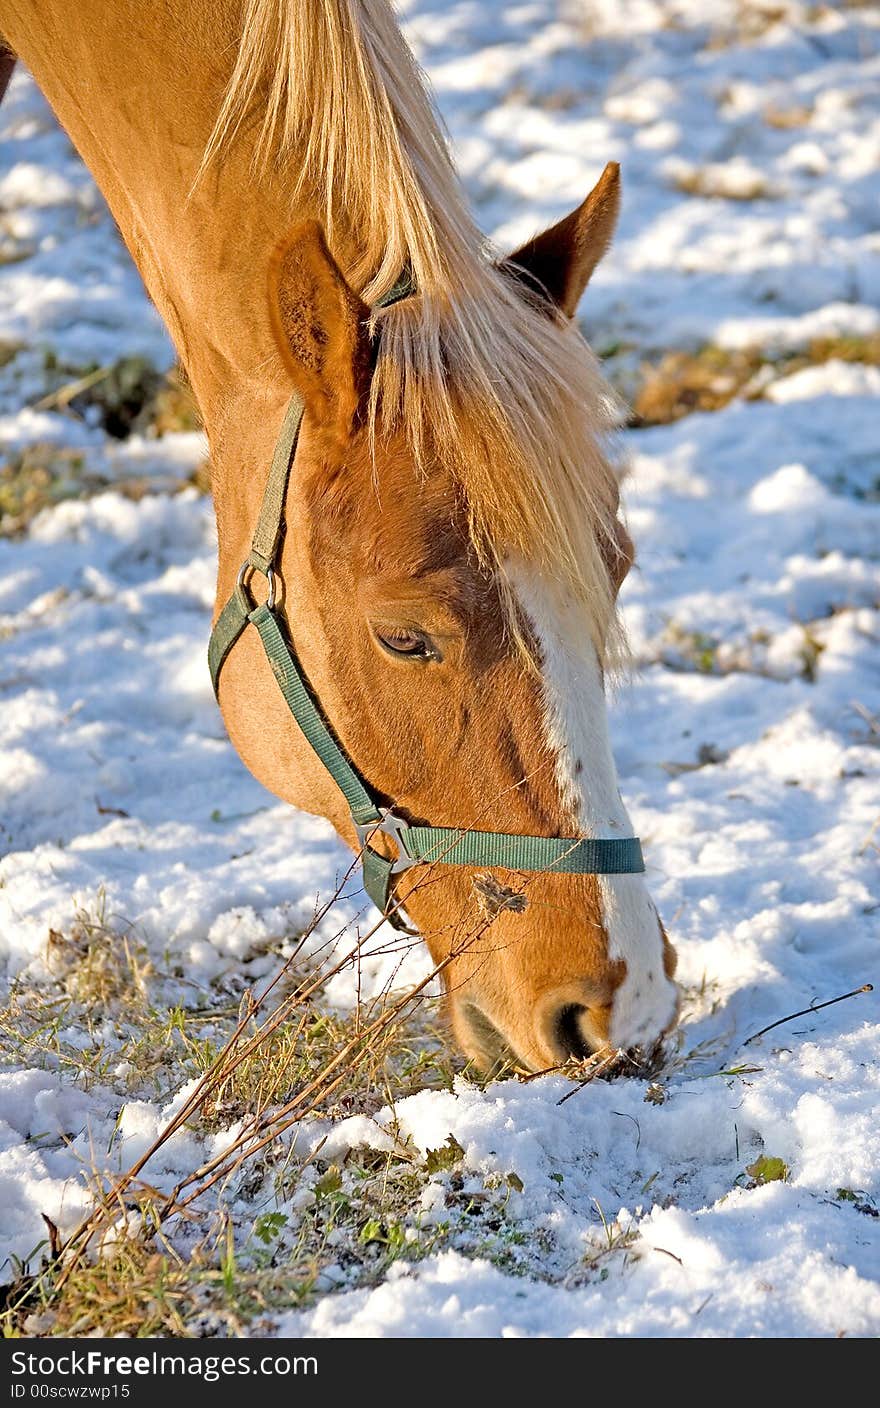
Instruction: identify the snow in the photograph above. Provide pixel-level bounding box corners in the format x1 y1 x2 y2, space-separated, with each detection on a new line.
1 0 878 1338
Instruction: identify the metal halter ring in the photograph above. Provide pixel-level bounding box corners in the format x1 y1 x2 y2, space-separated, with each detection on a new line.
237 559 276 611
353 809 420 876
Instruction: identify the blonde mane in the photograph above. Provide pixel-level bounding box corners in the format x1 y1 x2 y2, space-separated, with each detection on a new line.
205 0 626 663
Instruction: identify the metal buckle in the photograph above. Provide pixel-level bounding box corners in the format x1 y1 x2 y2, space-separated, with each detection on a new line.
354 809 419 875
237 559 276 611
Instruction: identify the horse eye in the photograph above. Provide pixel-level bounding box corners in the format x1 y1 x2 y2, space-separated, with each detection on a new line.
375 628 435 660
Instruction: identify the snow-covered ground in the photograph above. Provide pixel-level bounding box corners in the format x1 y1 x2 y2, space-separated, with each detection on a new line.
1 0 878 1338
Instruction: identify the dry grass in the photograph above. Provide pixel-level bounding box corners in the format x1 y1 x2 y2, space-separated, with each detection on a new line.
34 356 199 440
0 879 485 1335
44 903 153 1008
1 445 90 536
0 890 462 1105
704 3 797 49
763 103 813 129
9 1123 545 1336
0 866 648 1336
632 346 765 426
669 164 772 201
0 239 35 267
0 447 207 537
628 334 880 427
0 896 165 1090
185 991 459 1131
12 1229 317 1338
0 354 205 535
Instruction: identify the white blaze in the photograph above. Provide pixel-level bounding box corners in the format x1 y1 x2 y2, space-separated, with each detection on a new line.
511 567 677 1048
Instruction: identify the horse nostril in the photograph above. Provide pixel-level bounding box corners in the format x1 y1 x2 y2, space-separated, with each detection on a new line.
537 986 614 1064
553 1004 593 1061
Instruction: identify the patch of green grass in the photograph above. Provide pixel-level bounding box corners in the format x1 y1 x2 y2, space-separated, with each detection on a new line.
654 617 834 683
6 1116 542 1335
660 624 721 675
740 1154 789 1187
0 892 469 1335
835 1188 878 1217
424 1134 466 1174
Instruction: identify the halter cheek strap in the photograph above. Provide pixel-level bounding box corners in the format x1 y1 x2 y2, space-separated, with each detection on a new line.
208 350 645 932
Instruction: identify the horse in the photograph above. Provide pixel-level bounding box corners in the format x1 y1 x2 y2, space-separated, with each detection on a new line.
0 0 678 1073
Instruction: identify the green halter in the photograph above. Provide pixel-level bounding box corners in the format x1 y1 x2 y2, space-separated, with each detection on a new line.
208 298 645 930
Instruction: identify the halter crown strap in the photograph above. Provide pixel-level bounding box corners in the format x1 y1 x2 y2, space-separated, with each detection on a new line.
208 323 644 928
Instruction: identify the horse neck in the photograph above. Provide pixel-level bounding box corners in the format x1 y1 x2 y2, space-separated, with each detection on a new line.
3 0 343 425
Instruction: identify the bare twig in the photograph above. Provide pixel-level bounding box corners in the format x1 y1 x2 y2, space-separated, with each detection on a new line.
517 1062 564 1083
613 1110 642 1150
652 1246 683 1265
859 818 880 856
26 771 646 1313
46 842 505 1293
556 1048 627 1105
32 364 113 412
47 855 366 1291
850 700 879 736
742 984 873 1047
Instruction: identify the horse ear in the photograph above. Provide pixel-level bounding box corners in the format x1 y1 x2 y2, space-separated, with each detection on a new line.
268 220 371 436
502 162 621 318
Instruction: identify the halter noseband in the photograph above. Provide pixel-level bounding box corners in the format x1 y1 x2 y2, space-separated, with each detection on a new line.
208 294 645 931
